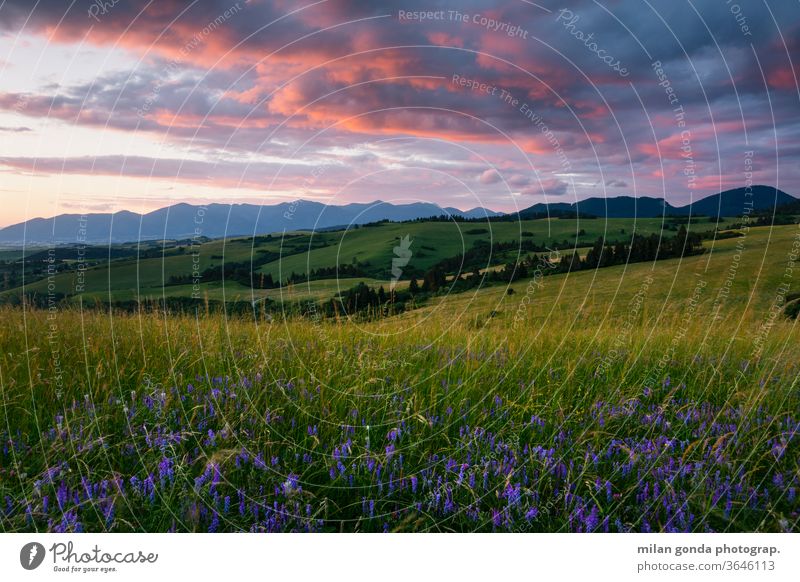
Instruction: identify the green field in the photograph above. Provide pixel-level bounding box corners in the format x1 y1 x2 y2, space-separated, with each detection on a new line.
0 221 798 532
1 215 723 305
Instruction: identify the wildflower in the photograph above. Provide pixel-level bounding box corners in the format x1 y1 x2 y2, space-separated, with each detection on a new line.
584 505 600 532
158 456 174 485
491 509 502 528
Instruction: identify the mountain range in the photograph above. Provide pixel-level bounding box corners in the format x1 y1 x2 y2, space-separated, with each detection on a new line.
0 185 794 245
519 186 795 219
0 201 499 245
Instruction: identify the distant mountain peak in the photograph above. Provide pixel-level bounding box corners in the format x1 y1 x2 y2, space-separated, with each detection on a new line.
519 185 794 219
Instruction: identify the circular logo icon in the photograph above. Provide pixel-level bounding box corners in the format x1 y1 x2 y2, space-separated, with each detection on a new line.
20 542 46 570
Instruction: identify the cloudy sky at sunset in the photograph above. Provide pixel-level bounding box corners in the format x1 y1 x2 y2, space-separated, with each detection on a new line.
0 0 798 227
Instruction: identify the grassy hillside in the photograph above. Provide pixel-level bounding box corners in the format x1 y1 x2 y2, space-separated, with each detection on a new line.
431 224 798 323
0 222 797 532
2 215 720 305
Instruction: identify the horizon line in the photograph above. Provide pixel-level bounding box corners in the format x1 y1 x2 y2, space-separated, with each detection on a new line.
0 184 791 230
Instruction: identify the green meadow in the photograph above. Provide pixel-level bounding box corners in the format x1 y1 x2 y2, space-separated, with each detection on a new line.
2 216 712 304
0 221 798 532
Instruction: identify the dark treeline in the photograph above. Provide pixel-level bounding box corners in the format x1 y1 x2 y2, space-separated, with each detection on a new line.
715 199 800 228
167 250 371 290
740 208 799 227
432 238 566 276
0 293 276 317
397 209 591 226
5 286 419 322
282 262 372 286
785 293 800 320
317 282 413 319
167 250 280 288
408 225 705 294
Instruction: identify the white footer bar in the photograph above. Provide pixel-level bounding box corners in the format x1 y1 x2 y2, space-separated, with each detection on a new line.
1 533 797 581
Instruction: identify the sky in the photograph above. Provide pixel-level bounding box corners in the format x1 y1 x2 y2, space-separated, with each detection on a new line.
0 0 798 227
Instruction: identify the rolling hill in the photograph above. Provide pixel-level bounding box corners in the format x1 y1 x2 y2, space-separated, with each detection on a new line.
0 214 723 306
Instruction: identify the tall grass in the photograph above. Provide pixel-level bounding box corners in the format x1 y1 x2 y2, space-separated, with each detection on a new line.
0 299 797 532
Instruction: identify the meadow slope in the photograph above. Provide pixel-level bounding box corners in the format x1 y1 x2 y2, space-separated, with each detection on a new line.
0 224 798 532
3 216 711 304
